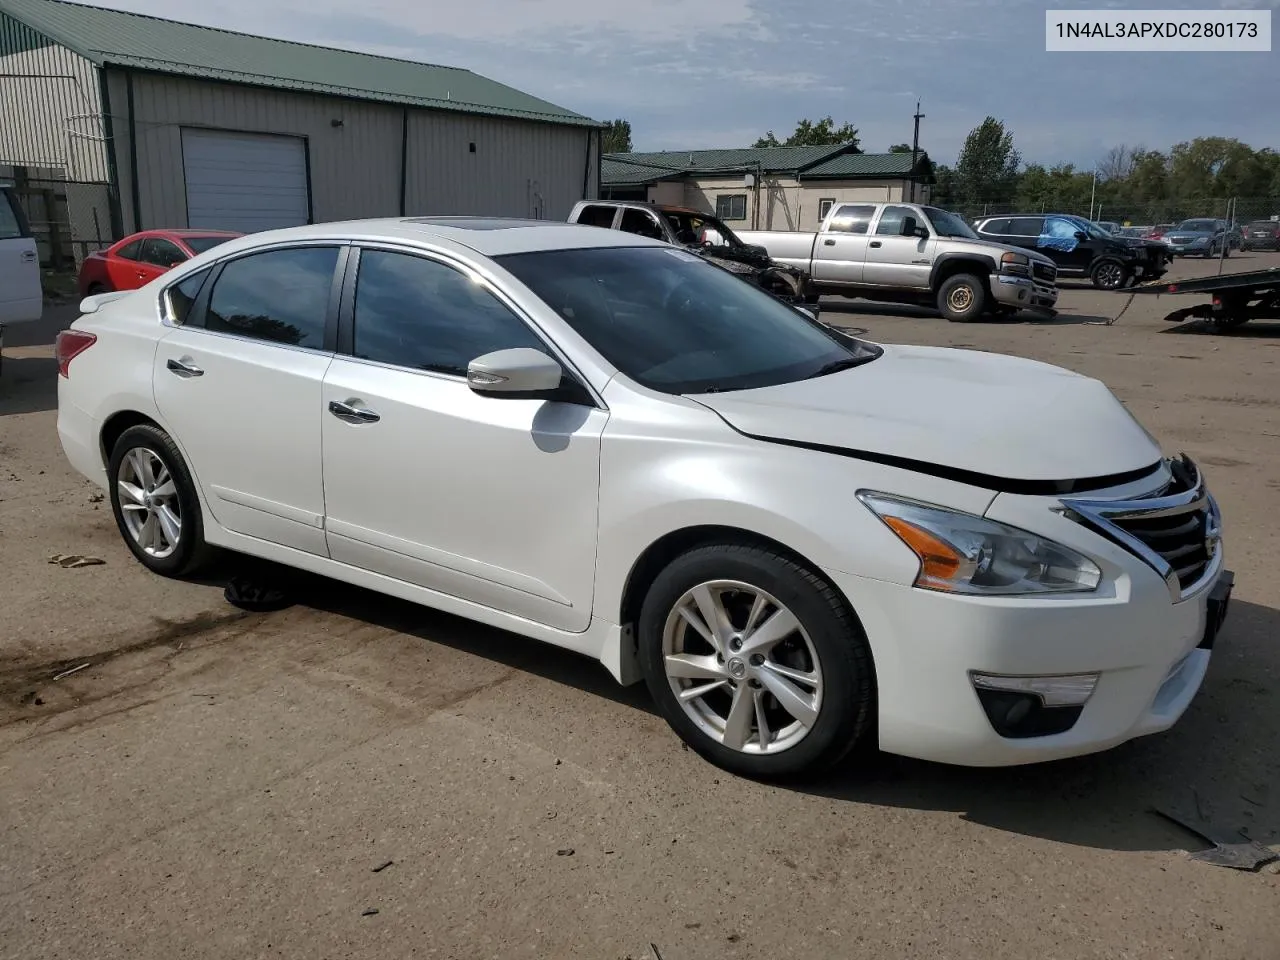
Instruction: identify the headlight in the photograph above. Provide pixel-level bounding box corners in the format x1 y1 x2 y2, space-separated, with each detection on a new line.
999 251 1029 277
857 492 1102 596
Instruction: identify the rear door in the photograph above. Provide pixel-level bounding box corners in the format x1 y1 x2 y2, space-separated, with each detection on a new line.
0 187 42 324
811 203 876 283
152 243 343 555
106 238 147 290
862 205 934 288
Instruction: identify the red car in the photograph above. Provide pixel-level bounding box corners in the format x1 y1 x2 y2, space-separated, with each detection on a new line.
78 229 242 296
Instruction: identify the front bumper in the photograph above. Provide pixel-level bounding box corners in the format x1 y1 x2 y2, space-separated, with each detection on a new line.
1166 242 1210 256
991 274 1059 315
836 563 1230 766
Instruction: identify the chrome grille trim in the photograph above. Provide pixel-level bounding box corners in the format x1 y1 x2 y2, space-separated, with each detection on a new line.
1060 455 1222 603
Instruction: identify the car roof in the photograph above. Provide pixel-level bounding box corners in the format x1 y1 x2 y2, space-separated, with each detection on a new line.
199 217 669 258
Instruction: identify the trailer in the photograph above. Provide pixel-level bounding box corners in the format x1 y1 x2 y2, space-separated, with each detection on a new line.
1132 267 1280 331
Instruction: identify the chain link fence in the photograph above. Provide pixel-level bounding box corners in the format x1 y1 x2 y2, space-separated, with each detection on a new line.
3 172 113 269
946 197 1280 229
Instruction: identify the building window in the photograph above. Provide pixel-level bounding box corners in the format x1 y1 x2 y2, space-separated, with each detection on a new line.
818 198 836 221
716 194 747 221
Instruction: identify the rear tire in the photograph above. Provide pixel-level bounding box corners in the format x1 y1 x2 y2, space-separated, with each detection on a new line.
108 424 214 578
638 542 875 780
937 273 986 322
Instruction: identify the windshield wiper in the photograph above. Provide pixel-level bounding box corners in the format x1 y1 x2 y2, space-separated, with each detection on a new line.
809 356 874 378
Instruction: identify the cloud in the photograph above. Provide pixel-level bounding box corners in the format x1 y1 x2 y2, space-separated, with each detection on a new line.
86 0 1280 168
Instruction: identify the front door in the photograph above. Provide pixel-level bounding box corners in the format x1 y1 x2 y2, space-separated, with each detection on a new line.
862 205 934 289
1042 217 1096 273
320 246 606 632
811 203 876 284
152 244 343 555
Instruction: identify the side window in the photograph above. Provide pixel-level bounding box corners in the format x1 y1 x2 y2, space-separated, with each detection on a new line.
205 246 338 348
140 237 187 268
164 267 212 325
0 190 25 239
826 204 875 234
875 205 918 236
1044 217 1079 239
618 208 665 240
980 218 1013 235
1008 217 1045 236
715 194 747 221
352 249 547 376
115 239 143 261
817 198 836 221
576 205 618 228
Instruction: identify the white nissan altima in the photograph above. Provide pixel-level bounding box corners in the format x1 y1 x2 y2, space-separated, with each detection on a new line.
56 217 1233 778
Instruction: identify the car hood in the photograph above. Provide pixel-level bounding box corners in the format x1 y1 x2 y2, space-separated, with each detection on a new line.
689 344 1161 487
947 236 1056 267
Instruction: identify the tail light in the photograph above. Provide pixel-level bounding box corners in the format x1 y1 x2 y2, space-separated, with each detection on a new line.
55 330 97 378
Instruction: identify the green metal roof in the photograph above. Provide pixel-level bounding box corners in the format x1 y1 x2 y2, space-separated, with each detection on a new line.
0 0 600 127
801 152 921 179
616 144 850 179
600 156 686 186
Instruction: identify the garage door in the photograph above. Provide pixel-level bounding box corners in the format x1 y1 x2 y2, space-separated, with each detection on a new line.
182 129 309 233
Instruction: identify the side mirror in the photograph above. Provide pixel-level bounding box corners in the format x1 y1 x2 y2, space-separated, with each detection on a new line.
1074 231 1089 241
467 348 563 396
914 226 929 239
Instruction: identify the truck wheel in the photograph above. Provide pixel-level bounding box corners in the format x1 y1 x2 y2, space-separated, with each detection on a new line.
937 273 986 322
1090 259 1129 290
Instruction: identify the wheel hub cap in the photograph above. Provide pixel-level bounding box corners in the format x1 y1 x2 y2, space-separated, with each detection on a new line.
661 580 824 756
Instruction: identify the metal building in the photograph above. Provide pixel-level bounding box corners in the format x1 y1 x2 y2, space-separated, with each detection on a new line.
0 0 602 262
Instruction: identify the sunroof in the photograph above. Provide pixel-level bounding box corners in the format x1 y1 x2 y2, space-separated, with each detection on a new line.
406 217 572 231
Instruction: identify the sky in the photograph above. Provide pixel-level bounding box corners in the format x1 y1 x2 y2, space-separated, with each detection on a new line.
90 0 1278 168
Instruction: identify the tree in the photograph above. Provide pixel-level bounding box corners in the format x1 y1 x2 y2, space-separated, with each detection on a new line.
602 119 632 154
954 117 1020 205
1098 144 1143 182
753 117 860 150
930 165 958 206
888 143 912 153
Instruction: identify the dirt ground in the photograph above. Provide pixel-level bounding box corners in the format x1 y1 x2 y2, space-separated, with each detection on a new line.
2 251 1278 960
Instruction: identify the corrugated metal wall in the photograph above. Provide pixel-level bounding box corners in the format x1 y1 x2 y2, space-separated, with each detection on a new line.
0 11 107 181
107 69 600 233
405 111 597 220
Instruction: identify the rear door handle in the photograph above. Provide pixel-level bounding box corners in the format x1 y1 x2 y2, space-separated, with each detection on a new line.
166 357 204 378
869 241 882 248
328 399 380 424
20 250 35 263
822 238 836 246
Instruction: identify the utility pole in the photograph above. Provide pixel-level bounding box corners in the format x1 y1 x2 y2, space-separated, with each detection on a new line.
910 101 924 202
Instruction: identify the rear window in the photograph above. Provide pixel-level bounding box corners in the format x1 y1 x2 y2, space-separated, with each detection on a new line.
184 235 236 255
0 189 29 240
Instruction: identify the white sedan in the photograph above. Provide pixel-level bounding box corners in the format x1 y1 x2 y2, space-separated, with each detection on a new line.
56 217 1233 778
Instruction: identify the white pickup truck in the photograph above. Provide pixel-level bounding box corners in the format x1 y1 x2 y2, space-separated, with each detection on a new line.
737 202 1059 322
1 183 44 369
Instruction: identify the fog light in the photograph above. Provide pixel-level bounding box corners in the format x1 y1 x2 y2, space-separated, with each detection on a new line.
969 672 1099 739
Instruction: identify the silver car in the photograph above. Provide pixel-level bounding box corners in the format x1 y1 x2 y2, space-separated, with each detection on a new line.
1163 218 1229 258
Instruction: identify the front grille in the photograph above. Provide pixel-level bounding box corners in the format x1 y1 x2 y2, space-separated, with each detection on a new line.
1032 261 1056 283
1062 455 1220 600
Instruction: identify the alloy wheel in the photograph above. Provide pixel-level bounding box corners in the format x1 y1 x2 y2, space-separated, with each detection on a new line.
661 580 823 755
1096 262 1124 288
116 447 183 559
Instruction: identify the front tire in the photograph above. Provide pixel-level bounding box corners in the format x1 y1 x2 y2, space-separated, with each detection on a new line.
937 273 986 322
1090 259 1129 290
108 424 213 577
638 542 875 779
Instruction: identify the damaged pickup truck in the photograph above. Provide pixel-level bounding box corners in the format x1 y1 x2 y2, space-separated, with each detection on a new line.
568 200 814 310
737 202 1059 322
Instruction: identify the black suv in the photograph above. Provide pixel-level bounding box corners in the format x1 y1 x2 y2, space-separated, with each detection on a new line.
972 213 1171 290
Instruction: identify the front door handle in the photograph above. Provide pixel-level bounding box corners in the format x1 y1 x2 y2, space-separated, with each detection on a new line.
166 357 204 378
20 250 35 263
328 399 380 424
822 238 836 246
869 241 882 248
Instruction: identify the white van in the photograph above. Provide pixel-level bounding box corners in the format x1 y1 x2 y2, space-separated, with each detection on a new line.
1 183 43 335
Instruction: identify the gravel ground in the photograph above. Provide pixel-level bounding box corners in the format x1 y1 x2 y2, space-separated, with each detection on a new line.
2 251 1278 960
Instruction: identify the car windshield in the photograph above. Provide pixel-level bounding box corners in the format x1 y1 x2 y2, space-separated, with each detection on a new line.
184 235 236 254
1177 219 1216 232
663 210 743 249
922 207 977 239
496 246 880 395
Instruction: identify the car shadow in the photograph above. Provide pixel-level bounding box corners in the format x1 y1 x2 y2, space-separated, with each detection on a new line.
0 354 58 417
819 301 1110 326
209 555 1279 857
